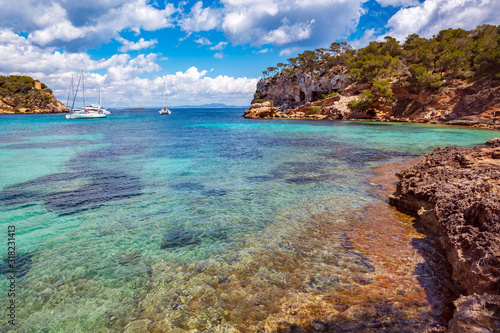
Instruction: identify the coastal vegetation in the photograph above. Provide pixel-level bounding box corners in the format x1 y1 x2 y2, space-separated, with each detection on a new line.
262 24 499 92
0 75 68 113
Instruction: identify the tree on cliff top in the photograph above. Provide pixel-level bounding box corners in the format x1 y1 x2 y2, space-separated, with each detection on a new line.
0 75 54 108
473 26 500 89
0 75 35 95
0 76 53 95
258 24 499 101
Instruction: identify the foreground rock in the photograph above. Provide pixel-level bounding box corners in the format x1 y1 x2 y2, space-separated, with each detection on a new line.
389 139 500 332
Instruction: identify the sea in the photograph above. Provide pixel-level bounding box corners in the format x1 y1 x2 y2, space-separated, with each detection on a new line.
0 108 497 332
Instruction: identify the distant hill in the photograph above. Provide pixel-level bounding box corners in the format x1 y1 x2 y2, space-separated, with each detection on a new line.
172 103 246 108
0 75 68 114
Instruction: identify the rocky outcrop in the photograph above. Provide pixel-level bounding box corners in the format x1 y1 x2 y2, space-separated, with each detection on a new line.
244 94 359 120
448 294 500 332
245 76 500 129
250 68 349 111
389 139 500 332
0 91 68 114
243 101 277 119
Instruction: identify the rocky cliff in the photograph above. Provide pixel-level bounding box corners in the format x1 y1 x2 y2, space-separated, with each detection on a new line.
253 67 348 109
0 75 68 114
389 139 500 332
244 77 500 130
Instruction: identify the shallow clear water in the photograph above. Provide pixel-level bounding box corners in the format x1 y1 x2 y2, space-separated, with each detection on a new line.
0 109 497 332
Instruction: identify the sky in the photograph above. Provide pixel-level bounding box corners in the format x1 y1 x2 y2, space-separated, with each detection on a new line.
0 0 498 107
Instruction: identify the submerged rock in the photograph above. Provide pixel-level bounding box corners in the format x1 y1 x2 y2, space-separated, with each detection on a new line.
0 169 142 215
160 230 203 249
389 139 500 332
0 251 35 278
160 228 228 250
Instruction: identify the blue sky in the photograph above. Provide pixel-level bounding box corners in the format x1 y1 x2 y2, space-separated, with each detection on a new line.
0 0 498 107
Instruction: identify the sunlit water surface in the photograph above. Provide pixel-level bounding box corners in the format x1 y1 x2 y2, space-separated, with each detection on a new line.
0 109 497 332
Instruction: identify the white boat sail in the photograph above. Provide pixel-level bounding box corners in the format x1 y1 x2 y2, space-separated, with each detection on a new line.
66 71 106 119
159 82 171 115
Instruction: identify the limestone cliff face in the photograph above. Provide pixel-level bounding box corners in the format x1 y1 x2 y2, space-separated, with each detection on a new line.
389 139 500 332
0 89 69 114
252 69 349 110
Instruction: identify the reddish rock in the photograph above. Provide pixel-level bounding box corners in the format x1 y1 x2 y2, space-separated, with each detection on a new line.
448 294 500 333
486 138 500 148
389 140 500 332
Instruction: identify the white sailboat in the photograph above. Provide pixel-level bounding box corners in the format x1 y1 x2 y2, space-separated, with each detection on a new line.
66 71 106 119
159 82 171 115
83 86 110 115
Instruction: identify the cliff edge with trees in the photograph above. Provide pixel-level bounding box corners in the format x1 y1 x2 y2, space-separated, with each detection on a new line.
245 24 500 129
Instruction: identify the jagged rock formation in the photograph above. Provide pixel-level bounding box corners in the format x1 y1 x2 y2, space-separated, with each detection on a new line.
389 139 500 332
244 77 500 129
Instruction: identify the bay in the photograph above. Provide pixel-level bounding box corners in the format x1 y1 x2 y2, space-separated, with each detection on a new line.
0 109 497 332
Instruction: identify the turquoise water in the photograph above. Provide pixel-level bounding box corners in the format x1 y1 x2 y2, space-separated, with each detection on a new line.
0 109 497 332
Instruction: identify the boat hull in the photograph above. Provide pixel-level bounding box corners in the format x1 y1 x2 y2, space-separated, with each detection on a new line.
66 113 107 119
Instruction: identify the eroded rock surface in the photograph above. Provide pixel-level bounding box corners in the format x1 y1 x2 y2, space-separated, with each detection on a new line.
389 140 500 332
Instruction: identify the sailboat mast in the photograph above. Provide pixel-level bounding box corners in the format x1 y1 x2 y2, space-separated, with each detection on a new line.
71 72 82 111
99 85 101 106
163 82 166 109
66 73 74 107
82 70 85 108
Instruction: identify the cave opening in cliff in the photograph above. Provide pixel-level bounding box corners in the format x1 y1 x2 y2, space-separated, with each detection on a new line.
312 91 328 101
299 90 305 102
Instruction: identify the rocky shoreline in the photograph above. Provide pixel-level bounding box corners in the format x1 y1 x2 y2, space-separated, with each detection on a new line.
244 78 500 130
389 138 500 332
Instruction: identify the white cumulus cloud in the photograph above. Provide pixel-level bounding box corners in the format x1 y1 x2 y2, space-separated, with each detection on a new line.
261 19 315 45
175 0 366 50
351 28 378 49
209 41 229 50
195 37 213 45
116 36 158 52
179 1 222 32
220 0 366 48
0 30 258 107
253 48 270 54
386 0 500 41
158 66 258 105
0 0 176 50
